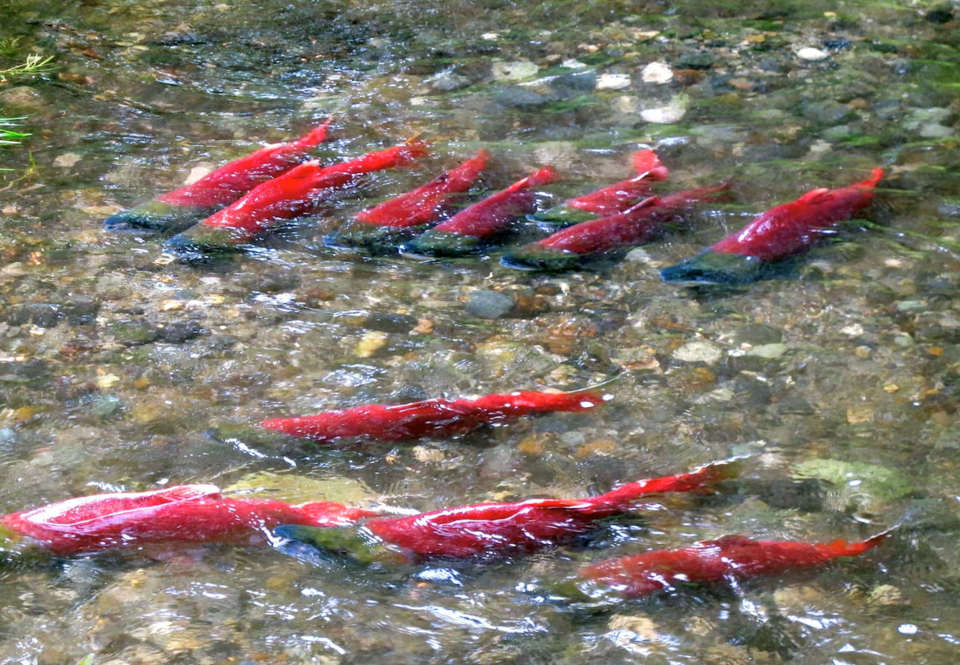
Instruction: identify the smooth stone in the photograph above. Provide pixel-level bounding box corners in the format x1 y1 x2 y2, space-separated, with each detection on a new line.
920 123 955 139
428 70 472 92
159 321 204 343
550 70 597 93
0 86 48 111
673 341 722 364
746 343 788 359
641 61 673 84
493 85 547 107
677 52 714 69
641 103 686 124
801 100 856 124
797 47 829 61
733 324 783 346
53 153 82 169
466 290 515 319
491 60 539 81
596 73 631 90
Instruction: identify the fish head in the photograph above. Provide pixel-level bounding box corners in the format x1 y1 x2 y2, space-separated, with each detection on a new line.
660 250 763 285
500 244 583 272
401 230 481 258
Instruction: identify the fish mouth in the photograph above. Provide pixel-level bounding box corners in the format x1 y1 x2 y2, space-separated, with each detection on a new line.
660 251 763 285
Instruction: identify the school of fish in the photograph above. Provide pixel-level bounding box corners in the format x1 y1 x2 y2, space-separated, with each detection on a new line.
0 121 899 610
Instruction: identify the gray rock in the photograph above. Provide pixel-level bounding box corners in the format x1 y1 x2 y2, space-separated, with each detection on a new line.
677 52 714 69
363 312 418 333
920 123 955 139
801 100 856 125
0 86 48 111
8 303 61 327
159 321 204 343
493 85 548 107
466 290 515 319
64 296 100 325
108 320 161 346
550 70 597 94
746 343 788 359
733 323 783 346
0 428 17 446
428 70 472 92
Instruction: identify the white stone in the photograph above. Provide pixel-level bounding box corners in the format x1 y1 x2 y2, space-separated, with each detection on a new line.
673 341 722 364
840 323 864 336
183 163 214 185
491 60 539 81
641 104 686 124
641 62 673 84
797 47 829 61
562 59 588 69
597 73 632 90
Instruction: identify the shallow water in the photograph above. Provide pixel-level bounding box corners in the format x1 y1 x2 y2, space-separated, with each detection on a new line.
1 0 960 663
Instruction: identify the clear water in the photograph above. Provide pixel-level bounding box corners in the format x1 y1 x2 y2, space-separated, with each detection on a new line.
1 0 960 663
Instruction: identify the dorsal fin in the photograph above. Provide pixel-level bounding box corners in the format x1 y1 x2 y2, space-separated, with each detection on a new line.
798 187 832 205
622 196 661 215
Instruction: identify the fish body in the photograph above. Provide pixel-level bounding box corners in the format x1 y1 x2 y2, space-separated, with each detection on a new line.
276 460 739 563
103 120 332 233
402 167 558 257
575 533 886 599
0 484 374 557
503 185 728 271
165 139 429 255
660 168 883 285
261 389 603 443
530 150 668 229
325 151 489 253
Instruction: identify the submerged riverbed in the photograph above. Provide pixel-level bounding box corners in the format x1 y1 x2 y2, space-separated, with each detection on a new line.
2 0 960 663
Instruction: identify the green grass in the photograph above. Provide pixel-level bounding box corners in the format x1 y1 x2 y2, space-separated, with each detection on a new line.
0 116 29 145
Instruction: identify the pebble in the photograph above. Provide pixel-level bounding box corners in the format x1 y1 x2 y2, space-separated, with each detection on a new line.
673 341 722 364
641 103 686 124
493 85 547 107
0 86 48 111
746 343 788 359
428 70 472 92
354 331 389 357
920 123 955 139
491 60 539 81
596 73 631 91
53 153 81 169
797 47 829 61
183 164 214 185
466 290 515 319
641 62 673 84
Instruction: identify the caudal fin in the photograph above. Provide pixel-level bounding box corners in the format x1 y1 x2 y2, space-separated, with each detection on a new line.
506 166 559 193
632 149 669 180
857 167 884 189
296 117 334 148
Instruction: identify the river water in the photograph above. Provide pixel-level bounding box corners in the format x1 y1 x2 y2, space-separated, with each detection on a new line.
1 0 959 663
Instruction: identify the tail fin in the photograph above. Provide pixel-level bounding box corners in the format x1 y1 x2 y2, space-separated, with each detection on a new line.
826 531 888 558
632 149 669 181
506 166 559 193
582 456 747 515
296 117 334 148
399 136 431 162
856 167 884 189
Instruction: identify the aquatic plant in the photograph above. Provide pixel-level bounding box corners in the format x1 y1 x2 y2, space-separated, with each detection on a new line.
0 115 28 146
